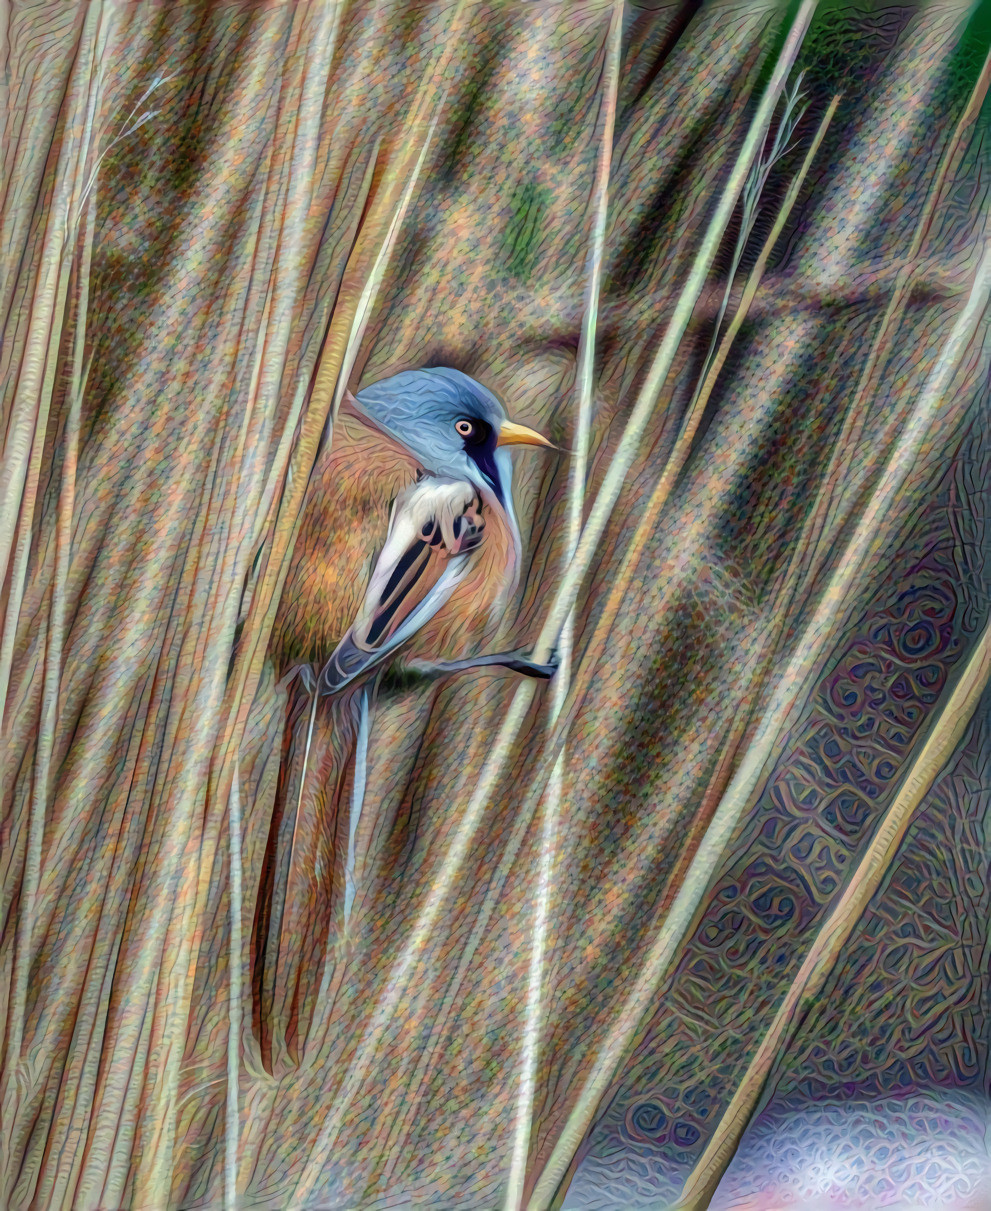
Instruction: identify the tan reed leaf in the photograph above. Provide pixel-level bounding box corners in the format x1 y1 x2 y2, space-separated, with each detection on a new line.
0 11 113 1198
674 612 991 1209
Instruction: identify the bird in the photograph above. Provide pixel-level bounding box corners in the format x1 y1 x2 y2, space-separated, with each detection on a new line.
273 365 559 692
255 367 558 1066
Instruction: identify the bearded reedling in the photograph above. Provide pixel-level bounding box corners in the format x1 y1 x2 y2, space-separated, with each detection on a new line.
258 368 559 1051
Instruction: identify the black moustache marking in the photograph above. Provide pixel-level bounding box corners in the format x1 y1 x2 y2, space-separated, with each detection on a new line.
467 441 504 508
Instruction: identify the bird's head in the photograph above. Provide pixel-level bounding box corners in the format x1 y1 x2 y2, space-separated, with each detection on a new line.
351 367 555 521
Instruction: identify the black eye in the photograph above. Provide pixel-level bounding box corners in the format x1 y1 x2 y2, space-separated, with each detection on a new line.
455 417 491 446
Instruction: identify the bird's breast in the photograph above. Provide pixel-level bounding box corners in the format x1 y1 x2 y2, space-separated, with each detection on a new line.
271 412 419 672
270 414 516 676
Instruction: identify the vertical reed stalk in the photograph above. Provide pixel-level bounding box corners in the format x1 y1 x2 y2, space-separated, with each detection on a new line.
371 85 840 1208
505 5 623 1207
1 11 109 1183
221 9 346 1190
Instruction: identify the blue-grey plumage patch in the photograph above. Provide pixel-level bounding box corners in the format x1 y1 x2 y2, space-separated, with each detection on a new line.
353 368 506 476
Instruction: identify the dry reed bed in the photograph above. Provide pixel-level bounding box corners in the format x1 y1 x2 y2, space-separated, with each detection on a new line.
1 2 988 1208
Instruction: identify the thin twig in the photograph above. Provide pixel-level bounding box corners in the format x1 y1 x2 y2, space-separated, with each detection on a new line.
696 72 809 393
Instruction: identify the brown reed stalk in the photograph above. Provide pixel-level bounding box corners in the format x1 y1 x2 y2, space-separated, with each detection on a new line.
0 12 111 1197
218 9 348 1204
507 6 625 1206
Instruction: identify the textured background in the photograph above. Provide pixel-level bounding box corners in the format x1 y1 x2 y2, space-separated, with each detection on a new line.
2 1 989 1208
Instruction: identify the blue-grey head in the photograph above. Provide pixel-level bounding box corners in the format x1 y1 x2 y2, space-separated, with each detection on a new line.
352 367 554 522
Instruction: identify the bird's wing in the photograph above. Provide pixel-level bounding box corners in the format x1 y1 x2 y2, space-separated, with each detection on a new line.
317 478 484 694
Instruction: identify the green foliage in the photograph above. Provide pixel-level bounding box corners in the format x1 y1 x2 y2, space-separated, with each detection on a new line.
501 177 550 280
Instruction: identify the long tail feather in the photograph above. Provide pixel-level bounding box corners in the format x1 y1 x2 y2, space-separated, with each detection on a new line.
343 684 372 928
254 673 361 1068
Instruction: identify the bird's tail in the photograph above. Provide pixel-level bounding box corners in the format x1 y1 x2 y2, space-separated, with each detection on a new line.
343 684 372 927
251 673 365 1071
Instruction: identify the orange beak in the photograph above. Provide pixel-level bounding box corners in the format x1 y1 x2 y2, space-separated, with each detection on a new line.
496 420 557 450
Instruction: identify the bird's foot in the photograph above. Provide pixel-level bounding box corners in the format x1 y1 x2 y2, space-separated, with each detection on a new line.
496 647 559 679
398 647 558 683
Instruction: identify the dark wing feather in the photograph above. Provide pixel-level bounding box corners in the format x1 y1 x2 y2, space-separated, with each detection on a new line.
317 479 484 695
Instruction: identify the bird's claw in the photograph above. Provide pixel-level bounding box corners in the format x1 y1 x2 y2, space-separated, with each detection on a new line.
501 647 559 680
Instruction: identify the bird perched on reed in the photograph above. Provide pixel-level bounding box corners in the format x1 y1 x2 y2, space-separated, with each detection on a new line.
256 367 558 1065
274 365 559 690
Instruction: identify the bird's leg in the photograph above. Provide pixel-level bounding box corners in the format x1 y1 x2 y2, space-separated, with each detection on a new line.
402 647 558 682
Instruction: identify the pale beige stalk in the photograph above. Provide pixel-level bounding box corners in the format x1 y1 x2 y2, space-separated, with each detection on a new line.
1 11 111 1192
505 5 623 1207
222 10 346 1194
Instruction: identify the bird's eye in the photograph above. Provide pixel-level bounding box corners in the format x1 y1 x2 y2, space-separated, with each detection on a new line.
455 417 491 446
